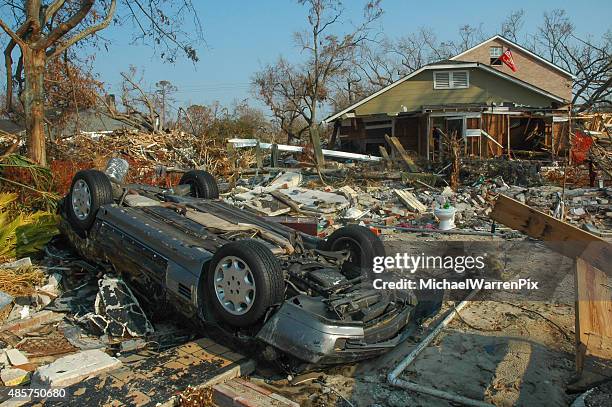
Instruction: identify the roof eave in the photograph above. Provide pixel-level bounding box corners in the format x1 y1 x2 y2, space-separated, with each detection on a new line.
322 63 479 124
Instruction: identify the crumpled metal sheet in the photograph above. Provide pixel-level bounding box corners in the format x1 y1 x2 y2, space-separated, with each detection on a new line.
78 276 154 338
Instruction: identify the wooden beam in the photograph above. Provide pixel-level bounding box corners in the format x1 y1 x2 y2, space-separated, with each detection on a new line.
575 257 612 371
385 134 418 172
255 141 263 169
490 195 611 273
270 143 279 168
507 114 511 158
394 189 427 213
378 145 392 169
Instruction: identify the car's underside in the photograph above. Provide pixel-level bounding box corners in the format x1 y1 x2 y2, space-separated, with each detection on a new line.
59 168 417 365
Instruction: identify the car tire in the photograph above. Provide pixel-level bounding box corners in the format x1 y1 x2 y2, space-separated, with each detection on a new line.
179 170 219 199
207 240 284 328
318 225 385 278
67 170 113 235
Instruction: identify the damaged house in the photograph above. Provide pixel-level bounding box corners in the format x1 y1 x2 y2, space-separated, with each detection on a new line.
324 35 574 160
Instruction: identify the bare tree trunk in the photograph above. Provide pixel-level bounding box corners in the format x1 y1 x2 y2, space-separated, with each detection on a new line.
23 46 46 165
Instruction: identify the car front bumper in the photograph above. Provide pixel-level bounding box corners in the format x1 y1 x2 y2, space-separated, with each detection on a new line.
256 295 415 365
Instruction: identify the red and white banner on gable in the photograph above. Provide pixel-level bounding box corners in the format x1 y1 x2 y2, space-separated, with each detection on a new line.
500 49 518 72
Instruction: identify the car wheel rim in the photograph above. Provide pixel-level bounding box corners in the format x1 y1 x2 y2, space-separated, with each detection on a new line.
213 256 256 316
71 179 92 221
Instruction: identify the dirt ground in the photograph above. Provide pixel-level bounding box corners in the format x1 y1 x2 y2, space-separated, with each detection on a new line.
255 233 602 407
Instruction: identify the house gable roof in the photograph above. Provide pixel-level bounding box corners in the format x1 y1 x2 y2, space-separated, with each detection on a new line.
450 35 575 78
322 62 566 123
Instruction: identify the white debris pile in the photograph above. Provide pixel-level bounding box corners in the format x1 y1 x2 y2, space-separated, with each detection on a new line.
222 171 612 236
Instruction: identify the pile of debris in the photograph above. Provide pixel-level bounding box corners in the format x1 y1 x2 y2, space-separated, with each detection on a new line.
222 167 612 237
47 129 256 177
0 249 189 389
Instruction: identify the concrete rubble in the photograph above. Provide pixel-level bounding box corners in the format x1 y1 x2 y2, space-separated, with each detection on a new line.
221 166 612 238
5 349 29 366
31 349 122 388
1 367 30 386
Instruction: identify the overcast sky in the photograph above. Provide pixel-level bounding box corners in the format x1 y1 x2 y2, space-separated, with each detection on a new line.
2 0 611 116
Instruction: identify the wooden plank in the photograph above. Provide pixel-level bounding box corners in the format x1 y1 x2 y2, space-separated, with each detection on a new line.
255 141 263 169
491 195 612 372
270 143 279 167
385 134 418 172
575 258 612 367
378 145 392 169
490 194 611 273
394 189 427 213
481 130 503 149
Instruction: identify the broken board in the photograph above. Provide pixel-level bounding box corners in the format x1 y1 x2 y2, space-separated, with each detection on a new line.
378 145 392 169
276 187 349 214
385 134 418 172
213 378 299 406
490 194 610 273
394 189 428 213
575 258 612 365
241 196 292 217
490 194 612 373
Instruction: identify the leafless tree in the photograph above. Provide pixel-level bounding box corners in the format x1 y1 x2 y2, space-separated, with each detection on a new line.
0 0 203 165
252 58 310 144
501 9 525 43
252 0 382 147
536 9 574 65
452 24 486 55
534 10 611 111
99 66 160 132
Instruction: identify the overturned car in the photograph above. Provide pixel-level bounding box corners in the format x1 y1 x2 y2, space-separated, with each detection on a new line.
59 163 417 365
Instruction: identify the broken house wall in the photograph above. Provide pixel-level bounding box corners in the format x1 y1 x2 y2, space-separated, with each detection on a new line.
552 120 571 154
394 116 421 155
340 111 563 160
339 118 367 152
482 113 508 157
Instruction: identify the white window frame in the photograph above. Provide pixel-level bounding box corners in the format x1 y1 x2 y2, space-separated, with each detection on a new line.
489 46 503 58
433 70 470 89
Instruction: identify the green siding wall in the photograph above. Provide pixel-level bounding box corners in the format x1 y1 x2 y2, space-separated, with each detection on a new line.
354 68 555 116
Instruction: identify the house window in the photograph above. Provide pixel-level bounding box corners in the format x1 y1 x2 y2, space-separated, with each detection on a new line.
490 46 503 65
433 71 470 89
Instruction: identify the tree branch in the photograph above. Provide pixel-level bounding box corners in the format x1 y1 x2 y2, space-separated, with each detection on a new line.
39 0 94 50
0 17 27 48
47 0 116 59
44 0 67 25
4 19 32 112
